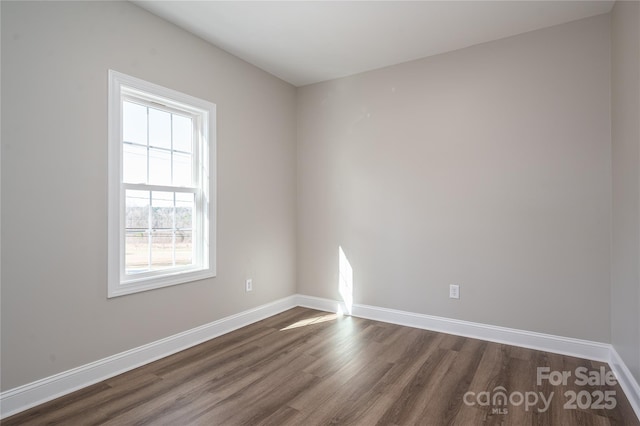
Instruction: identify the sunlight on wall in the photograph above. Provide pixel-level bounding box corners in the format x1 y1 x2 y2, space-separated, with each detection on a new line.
339 246 354 315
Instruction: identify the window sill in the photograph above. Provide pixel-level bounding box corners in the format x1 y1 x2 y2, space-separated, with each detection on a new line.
107 268 216 298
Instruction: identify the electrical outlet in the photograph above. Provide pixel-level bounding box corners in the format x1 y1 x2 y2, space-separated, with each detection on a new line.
449 284 460 299
245 279 253 292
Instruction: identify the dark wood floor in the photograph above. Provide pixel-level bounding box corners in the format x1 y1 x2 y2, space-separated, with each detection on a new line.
4 307 638 425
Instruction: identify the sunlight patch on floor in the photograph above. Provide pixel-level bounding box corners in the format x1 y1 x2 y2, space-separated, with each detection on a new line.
280 313 338 331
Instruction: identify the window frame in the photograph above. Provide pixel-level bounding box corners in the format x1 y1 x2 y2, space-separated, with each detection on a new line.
108 70 216 298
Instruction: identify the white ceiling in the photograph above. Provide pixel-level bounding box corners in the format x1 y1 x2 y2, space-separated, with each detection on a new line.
134 1 614 87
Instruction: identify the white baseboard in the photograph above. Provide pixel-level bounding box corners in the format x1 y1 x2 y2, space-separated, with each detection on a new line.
2 294 639 422
609 347 640 420
296 295 611 361
294 293 347 314
356 303 612 361
0 295 298 419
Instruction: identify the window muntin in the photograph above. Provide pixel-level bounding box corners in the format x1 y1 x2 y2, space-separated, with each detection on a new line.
108 70 216 298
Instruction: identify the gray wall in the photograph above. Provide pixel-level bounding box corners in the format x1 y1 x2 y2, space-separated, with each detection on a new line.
297 15 612 342
611 0 640 383
1 1 297 391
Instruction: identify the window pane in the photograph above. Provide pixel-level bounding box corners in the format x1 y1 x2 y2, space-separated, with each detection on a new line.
150 230 173 270
149 108 171 149
175 193 193 266
126 230 149 274
149 148 171 185
126 190 150 228
173 152 192 187
125 190 149 274
151 191 174 270
175 230 193 266
152 191 174 229
175 192 194 230
173 115 193 153
123 102 147 145
123 143 147 184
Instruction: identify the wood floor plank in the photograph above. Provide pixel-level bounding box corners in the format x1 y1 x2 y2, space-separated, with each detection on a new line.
184 354 318 425
375 348 457 425
295 356 395 425
288 338 386 412
452 342 508 425
253 405 304 426
416 343 488 424
3 308 639 426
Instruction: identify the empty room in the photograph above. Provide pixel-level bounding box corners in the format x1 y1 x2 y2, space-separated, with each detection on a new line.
1 0 639 424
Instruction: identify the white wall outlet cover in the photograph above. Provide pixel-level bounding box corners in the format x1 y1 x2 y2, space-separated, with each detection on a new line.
449 284 460 299
245 279 253 292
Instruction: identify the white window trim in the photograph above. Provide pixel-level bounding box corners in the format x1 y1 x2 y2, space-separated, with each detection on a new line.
108 70 216 298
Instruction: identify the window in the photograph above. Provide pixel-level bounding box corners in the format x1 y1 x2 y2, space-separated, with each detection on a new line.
108 70 216 298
